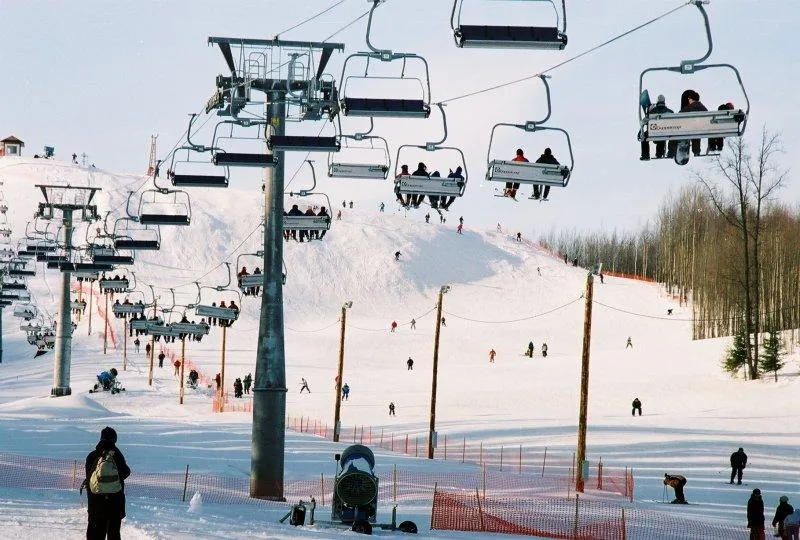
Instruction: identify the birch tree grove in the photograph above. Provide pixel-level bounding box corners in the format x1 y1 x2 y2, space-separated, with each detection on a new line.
539 128 792 379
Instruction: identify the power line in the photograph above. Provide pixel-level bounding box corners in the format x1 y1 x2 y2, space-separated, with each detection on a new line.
276 0 350 39
439 1 692 105
323 7 372 42
443 297 582 324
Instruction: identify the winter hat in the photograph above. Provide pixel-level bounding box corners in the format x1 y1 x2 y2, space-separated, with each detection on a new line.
781 496 789 503
100 426 117 444
752 488 761 495
656 94 666 104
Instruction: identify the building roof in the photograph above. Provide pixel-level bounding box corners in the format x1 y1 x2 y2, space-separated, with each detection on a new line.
1 135 24 145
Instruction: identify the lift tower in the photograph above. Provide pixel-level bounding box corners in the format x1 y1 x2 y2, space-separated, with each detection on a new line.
208 37 343 500
36 184 100 396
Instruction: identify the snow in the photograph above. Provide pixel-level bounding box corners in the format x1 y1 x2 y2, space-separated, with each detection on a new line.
0 159 799 538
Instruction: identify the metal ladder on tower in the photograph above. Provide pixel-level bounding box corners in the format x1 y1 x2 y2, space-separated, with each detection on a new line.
146 134 158 176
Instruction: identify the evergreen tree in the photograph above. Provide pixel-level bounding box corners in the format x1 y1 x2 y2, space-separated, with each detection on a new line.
760 329 785 382
723 326 748 377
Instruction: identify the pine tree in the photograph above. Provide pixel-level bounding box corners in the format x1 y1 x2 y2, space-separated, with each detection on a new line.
760 329 785 382
723 326 748 377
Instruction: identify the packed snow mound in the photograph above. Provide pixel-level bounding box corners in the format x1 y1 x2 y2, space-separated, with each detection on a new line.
0 393 120 420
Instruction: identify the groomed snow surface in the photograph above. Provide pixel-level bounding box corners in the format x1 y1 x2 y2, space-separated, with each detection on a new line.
0 159 798 538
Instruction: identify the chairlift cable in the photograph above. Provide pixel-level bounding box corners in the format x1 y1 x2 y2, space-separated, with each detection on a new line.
592 299 800 324
443 296 581 324
439 1 692 105
276 0 350 39
323 7 373 42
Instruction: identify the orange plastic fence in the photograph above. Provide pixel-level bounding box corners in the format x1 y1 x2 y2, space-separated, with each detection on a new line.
602 271 657 283
286 416 633 501
430 488 746 539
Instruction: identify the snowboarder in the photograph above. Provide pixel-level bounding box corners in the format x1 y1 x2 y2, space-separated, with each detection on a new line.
410 318 416 330
388 402 395 416
158 351 166 368
145 343 151 356
625 337 633 349
391 321 398 333
173 359 180 376
773 496 794 540
407 357 414 370
516 232 522 242
133 338 140 353
730 447 748 485
379 202 385 212
82 427 131 540
394 251 401 261
748 488 765 538
300 378 311 394
663 473 688 504
233 378 243 398
489 349 496 363
243 373 252 394
425 213 430 224
541 343 548 358
631 397 642 416
526 341 534 358
342 383 350 401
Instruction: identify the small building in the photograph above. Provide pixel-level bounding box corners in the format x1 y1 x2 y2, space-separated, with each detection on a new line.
0 135 25 157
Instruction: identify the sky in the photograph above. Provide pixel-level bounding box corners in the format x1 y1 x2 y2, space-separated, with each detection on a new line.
1 0 797 237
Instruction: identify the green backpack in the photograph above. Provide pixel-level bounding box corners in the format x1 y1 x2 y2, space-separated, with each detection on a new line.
89 450 122 494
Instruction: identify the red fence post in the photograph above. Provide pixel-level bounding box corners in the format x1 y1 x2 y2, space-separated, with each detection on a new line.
500 445 504 471
443 434 447 460
597 459 604 490
519 445 522 474
404 434 409 454
462 437 466 463
542 447 547 477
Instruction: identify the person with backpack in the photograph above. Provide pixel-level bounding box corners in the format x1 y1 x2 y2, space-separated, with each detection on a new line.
82 427 131 539
243 373 252 394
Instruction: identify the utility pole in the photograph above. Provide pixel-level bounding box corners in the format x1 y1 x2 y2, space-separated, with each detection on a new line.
0 307 3 363
87 280 94 335
35 185 100 397
179 336 186 404
219 323 228 412
428 285 450 459
123 319 128 371
148 297 157 386
576 273 594 493
103 292 109 354
333 301 353 442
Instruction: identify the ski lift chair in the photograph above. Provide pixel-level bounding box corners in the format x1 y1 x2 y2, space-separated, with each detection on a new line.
638 1 749 166
282 161 332 242
190 267 242 325
2 279 27 290
451 0 567 50
133 189 192 226
90 245 135 266
328 119 390 179
7 259 35 277
235 252 265 296
99 275 132 294
209 119 276 170
486 76 574 199
113 218 161 251
13 303 38 320
393 104 467 210
338 1 432 119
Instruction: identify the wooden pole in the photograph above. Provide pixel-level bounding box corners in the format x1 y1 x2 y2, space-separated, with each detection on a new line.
179 337 186 404
220 324 228 412
333 305 347 442
103 292 108 354
147 297 157 386
576 274 594 493
123 319 128 371
77 285 82 323
87 281 93 335
182 464 189 502
428 287 446 459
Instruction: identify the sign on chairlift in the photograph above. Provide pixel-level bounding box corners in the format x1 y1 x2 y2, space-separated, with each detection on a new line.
170 322 210 335
328 163 388 179
396 176 464 196
144 322 182 337
21 322 42 332
194 304 239 321
112 303 145 315
99 279 129 292
130 319 149 331
488 161 570 187
282 216 331 231
74 270 100 280
239 274 264 288
644 110 745 141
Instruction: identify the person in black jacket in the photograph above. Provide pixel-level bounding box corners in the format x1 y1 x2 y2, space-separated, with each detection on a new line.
679 89 708 156
663 473 687 504
748 488 765 539
640 94 673 160
631 398 642 416
772 496 793 539
84 427 131 540
533 148 559 201
731 447 748 485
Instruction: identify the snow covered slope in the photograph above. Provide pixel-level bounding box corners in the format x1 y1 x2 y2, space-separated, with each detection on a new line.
0 158 798 538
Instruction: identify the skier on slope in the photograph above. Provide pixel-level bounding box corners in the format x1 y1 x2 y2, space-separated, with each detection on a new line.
772 495 794 539
526 341 534 358
243 373 252 394
631 398 642 416
407 357 414 370
300 378 311 394
730 447 748 485
391 321 398 333
342 383 350 401
626 337 633 349
489 349 496 363
663 473 688 504
541 343 548 358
